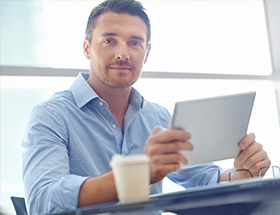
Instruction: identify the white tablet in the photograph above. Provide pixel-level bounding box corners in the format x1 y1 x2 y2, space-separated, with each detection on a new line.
170 92 256 168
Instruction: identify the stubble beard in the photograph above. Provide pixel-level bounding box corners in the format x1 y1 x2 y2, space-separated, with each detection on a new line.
94 61 140 89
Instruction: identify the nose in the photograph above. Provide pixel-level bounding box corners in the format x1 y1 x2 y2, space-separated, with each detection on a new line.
115 42 130 61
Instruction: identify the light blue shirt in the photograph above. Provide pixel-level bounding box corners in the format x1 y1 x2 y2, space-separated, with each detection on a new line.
22 73 221 215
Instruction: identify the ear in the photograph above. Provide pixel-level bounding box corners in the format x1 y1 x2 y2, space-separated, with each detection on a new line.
83 38 91 60
144 43 151 64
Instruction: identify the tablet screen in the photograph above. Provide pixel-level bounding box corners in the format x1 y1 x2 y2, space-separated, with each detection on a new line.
170 92 256 168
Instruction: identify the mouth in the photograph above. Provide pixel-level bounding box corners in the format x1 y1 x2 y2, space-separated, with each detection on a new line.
109 66 132 71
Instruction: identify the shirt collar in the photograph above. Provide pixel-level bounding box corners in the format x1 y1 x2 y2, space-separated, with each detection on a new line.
70 72 144 109
69 73 99 108
129 87 144 110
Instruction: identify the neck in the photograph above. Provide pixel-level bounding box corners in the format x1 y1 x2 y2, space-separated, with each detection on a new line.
87 77 131 133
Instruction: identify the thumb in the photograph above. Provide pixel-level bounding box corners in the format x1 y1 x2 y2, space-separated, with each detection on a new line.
152 126 163 135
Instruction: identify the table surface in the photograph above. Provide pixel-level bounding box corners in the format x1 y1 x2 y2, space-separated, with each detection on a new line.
50 177 280 215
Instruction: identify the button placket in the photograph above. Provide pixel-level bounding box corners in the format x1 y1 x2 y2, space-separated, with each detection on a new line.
95 99 123 153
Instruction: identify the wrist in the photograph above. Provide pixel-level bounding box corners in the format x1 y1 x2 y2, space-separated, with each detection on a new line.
229 169 253 181
218 168 253 182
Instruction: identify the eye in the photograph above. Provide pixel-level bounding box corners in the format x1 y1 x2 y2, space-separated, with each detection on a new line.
104 39 113 44
129 40 143 48
131 41 139 46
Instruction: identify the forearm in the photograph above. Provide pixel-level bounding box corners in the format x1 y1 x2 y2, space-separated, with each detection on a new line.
78 171 118 207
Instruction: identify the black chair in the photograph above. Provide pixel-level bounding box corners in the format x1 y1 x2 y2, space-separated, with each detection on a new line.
10 196 28 215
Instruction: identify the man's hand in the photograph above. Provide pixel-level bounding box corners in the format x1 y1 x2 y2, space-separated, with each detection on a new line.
232 133 271 179
143 126 193 184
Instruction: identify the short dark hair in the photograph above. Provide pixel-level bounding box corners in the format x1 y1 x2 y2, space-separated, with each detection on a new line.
85 0 151 45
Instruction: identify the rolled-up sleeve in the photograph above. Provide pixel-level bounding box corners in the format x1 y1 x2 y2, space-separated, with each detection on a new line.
22 104 88 214
166 163 222 189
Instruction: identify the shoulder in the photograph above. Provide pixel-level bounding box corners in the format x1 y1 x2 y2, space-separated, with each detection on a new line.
141 99 172 127
23 90 76 144
30 90 76 123
36 90 74 111
143 99 170 116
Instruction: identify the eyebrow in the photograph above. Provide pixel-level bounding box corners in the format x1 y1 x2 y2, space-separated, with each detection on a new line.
100 32 118 37
100 33 145 42
131 36 145 42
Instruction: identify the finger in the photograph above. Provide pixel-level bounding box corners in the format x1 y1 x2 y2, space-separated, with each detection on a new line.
152 126 163 135
249 159 271 176
149 153 187 183
242 150 268 170
160 141 194 153
147 140 193 155
239 133 255 150
151 128 191 143
151 153 188 166
236 141 262 164
150 163 181 183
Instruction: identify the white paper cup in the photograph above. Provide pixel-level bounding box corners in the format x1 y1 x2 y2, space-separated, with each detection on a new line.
110 154 150 204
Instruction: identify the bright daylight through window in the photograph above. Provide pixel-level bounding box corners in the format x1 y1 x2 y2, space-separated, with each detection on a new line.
1 0 272 75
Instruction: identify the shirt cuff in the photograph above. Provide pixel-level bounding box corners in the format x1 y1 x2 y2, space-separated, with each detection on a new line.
208 168 233 185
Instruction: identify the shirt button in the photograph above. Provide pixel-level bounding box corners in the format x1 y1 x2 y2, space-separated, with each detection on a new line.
112 124 117 129
99 101 103 106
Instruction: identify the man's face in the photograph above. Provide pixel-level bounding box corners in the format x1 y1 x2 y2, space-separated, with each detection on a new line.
84 12 151 89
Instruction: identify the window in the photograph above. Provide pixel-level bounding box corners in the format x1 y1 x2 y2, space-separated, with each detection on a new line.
1 1 272 75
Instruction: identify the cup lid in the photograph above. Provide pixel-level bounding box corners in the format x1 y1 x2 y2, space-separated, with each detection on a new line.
110 154 150 166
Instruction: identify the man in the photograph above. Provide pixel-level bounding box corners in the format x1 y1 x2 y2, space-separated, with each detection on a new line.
22 0 271 214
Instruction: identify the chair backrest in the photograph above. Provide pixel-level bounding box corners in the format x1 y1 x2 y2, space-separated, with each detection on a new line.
10 196 28 215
